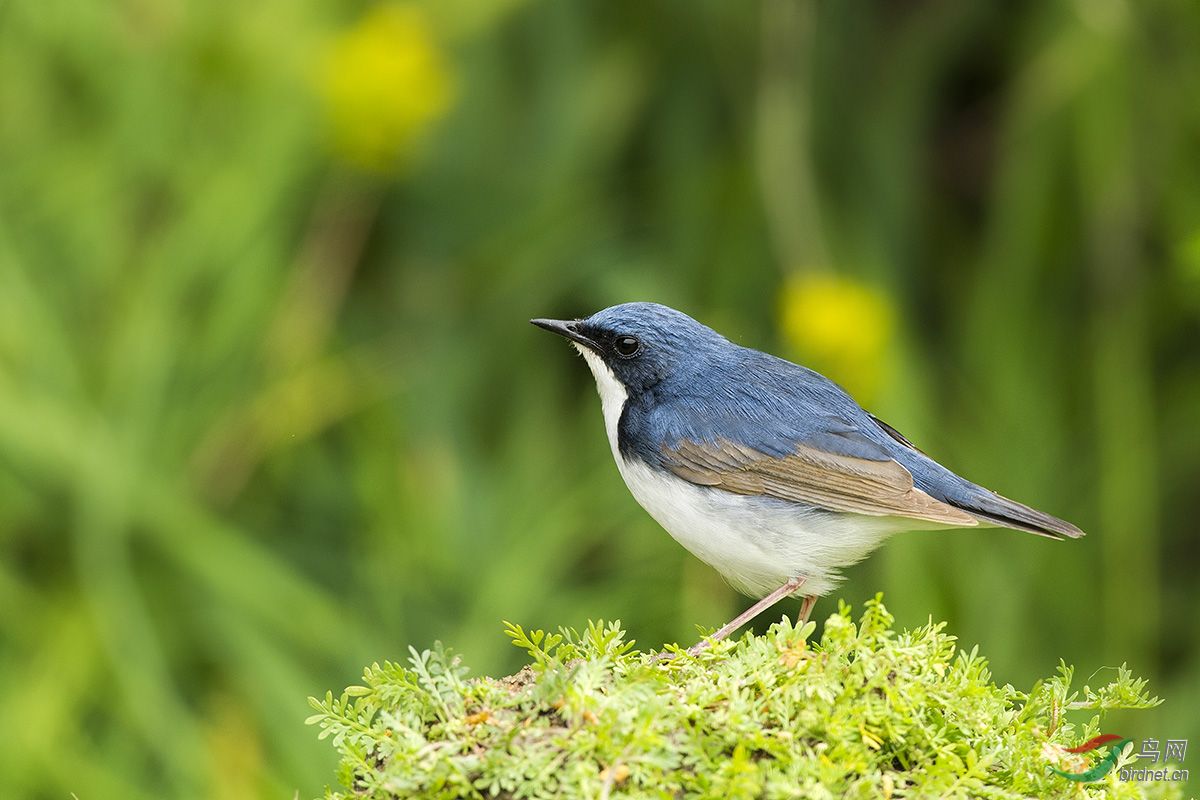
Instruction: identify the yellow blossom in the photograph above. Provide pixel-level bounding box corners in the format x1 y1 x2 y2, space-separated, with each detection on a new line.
778 638 808 669
779 272 895 403
464 710 492 726
320 4 454 172
599 763 630 784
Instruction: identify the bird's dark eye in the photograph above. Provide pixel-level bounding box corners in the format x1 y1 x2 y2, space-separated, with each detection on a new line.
613 335 641 358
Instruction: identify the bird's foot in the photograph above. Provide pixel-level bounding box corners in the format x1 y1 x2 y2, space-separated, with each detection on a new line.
798 595 817 624
680 575 808 656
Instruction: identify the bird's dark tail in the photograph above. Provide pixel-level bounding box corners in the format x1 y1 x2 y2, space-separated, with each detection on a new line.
868 414 1086 540
955 490 1085 540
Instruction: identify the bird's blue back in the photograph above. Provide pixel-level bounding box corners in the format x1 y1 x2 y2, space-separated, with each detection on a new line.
604 310 985 513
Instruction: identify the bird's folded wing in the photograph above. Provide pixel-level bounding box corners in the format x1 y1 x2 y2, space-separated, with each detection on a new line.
663 437 979 527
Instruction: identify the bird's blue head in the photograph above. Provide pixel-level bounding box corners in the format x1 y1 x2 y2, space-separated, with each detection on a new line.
531 302 730 397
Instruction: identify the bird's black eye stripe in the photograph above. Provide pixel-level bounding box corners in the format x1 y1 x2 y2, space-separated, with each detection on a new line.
614 335 641 358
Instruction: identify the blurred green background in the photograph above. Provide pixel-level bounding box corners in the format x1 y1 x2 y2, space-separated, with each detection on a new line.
3 0 1199 797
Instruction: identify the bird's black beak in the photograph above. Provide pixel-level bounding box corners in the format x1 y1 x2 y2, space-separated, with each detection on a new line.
530 318 599 351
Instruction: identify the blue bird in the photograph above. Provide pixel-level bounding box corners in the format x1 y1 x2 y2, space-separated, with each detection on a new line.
532 302 1083 653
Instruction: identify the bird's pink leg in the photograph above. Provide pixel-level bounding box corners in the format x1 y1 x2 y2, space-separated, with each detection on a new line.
798 595 817 624
687 575 807 656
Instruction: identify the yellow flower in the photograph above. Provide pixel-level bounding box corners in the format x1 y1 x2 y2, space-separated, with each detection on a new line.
779 272 895 403
320 4 454 172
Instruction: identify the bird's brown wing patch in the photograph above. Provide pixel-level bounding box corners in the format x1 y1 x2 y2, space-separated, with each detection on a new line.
664 438 978 527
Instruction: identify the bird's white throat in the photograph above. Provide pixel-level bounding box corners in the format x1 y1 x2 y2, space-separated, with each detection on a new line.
574 343 627 455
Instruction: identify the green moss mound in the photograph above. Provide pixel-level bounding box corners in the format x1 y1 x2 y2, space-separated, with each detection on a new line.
308 598 1179 799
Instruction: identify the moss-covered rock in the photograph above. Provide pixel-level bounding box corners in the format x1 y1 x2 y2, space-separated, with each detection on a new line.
308 597 1180 799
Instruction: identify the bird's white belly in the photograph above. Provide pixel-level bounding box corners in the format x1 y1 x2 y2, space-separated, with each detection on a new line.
574 343 907 598
615 455 903 597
